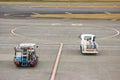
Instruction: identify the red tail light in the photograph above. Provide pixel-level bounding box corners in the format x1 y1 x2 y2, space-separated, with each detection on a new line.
14 62 19 65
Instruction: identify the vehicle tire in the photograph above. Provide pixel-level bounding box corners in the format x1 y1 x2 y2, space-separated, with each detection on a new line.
16 64 21 67
80 46 83 54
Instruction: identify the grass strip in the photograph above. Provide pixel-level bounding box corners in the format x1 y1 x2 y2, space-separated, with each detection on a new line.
31 13 120 19
22 6 120 9
0 1 120 4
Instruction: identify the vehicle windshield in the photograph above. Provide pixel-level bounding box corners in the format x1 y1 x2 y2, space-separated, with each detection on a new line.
84 36 91 40
16 52 22 57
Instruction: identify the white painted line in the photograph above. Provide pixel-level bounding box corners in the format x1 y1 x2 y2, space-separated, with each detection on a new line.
51 23 61 26
31 12 40 15
99 27 120 40
72 23 83 26
4 13 10 16
65 12 72 14
10 28 17 36
104 12 111 14
111 28 120 37
50 43 63 80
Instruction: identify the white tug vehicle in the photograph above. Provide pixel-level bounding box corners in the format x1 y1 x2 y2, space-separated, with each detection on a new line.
80 34 98 54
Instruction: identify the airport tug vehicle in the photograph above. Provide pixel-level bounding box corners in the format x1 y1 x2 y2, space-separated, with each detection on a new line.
80 34 98 54
14 43 38 67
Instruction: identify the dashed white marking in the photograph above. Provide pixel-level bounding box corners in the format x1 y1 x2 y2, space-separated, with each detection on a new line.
31 12 40 15
72 23 83 26
65 12 72 14
4 13 10 16
104 12 111 14
10 28 17 36
51 23 61 26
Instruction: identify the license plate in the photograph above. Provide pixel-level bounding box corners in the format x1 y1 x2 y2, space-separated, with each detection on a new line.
86 49 94 52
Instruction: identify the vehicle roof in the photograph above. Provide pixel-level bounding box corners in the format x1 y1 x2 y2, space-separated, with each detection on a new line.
19 43 36 47
81 34 95 37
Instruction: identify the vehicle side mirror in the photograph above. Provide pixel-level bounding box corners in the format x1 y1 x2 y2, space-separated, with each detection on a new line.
36 46 39 48
14 47 16 51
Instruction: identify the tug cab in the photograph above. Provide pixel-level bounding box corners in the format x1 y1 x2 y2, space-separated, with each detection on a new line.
80 34 98 54
14 43 38 67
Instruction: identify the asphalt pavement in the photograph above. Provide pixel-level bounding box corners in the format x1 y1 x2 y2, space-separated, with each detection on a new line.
0 18 120 80
0 3 120 18
0 3 120 80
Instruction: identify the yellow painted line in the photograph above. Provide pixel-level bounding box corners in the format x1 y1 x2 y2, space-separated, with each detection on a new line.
50 43 63 80
28 6 120 9
1 5 120 9
31 13 120 19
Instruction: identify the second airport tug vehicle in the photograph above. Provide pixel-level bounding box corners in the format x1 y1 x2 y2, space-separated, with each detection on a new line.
80 34 98 54
14 43 39 67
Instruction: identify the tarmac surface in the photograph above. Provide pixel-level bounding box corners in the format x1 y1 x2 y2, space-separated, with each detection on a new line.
0 18 120 80
0 3 120 80
0 3 120 18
